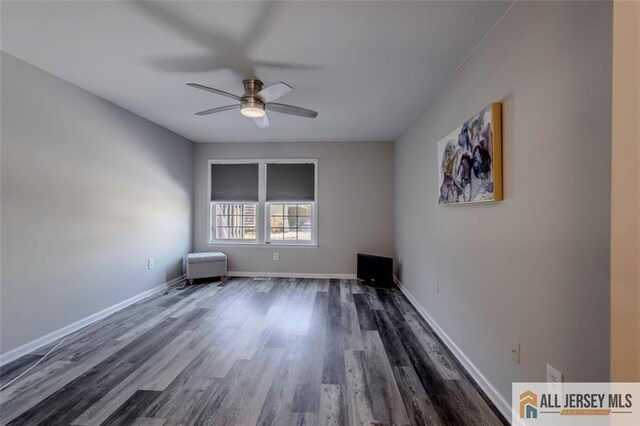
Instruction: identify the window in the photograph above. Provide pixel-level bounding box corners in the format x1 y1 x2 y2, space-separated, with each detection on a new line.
209 160 317 246
265 162 315 244
209 162 259 243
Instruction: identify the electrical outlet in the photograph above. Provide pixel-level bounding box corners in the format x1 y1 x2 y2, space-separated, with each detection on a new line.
511 340 520 364
273 252 279 261
436 281 440 294
148 258 154 270
398 254 402 264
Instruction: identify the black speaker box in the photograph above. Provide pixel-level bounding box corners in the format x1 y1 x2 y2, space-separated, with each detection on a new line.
357 253 393 288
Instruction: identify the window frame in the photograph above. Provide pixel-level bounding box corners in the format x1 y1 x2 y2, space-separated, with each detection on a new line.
207 159 318 247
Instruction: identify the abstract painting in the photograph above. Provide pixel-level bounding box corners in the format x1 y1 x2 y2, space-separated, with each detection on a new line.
437 103 502 204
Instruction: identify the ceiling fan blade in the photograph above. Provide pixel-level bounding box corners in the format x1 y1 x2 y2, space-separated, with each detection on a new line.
256 82 292 103
266 102 318 119
187 83 242 101
253 115 270 129
195 104 239 116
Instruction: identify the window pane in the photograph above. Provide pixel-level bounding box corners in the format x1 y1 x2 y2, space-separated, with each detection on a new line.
285 204 299 217
243 228 256 240
298 216 312 230
229 227 243 239
231 216 245 227
270 216 284 228
216 227 230 239
297 204 312 216
297 230 312 241
270 227 284 240
243 204 256 216
284 228 298 240
269 204 284 216
243 215 255 227
215 215 229 227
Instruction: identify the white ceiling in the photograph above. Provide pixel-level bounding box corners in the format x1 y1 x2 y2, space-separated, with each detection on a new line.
1 1 511 143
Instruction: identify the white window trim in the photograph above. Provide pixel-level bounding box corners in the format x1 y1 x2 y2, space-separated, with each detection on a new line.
207 159 318 247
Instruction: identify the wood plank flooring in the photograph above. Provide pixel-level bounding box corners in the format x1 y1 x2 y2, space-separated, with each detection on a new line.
0 278 506 425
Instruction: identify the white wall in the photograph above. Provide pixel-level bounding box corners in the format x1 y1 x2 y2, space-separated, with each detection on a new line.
193 142 394 275
394 0 612 405
0 52 194 354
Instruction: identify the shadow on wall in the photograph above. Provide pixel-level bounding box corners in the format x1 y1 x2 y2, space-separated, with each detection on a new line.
165 258 185 283
395 259 403 282
113 100 194 192
2 85 193 284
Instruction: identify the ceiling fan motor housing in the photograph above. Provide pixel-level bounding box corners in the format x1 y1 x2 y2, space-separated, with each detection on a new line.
240 79 266 117
243 79 263 95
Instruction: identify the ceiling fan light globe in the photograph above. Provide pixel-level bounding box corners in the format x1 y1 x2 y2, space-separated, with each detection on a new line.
241 106 266 118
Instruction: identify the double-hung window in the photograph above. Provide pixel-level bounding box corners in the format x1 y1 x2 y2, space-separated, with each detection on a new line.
210 162 259 243
209 160 317 246
265 163 316 244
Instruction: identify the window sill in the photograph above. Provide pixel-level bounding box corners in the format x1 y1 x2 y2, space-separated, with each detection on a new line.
206 242 318 249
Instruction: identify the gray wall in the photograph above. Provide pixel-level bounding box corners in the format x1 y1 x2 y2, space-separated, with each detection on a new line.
194 142 393 275
0 53 194 354
394 0 612 403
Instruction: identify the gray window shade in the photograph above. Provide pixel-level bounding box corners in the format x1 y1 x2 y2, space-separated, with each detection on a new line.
266 163 315 201
211 163 259 201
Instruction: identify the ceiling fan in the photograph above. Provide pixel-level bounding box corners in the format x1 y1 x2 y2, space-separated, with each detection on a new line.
187 79 318 128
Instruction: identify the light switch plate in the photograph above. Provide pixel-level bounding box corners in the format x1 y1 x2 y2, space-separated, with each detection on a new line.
547 364 563 383
547 364 563 393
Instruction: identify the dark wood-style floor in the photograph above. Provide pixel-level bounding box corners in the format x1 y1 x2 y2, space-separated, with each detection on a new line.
0 278 506 425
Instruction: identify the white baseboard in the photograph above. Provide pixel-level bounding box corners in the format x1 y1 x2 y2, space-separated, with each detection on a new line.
393 276 513 422
228 271 357 280
0 275 185 367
